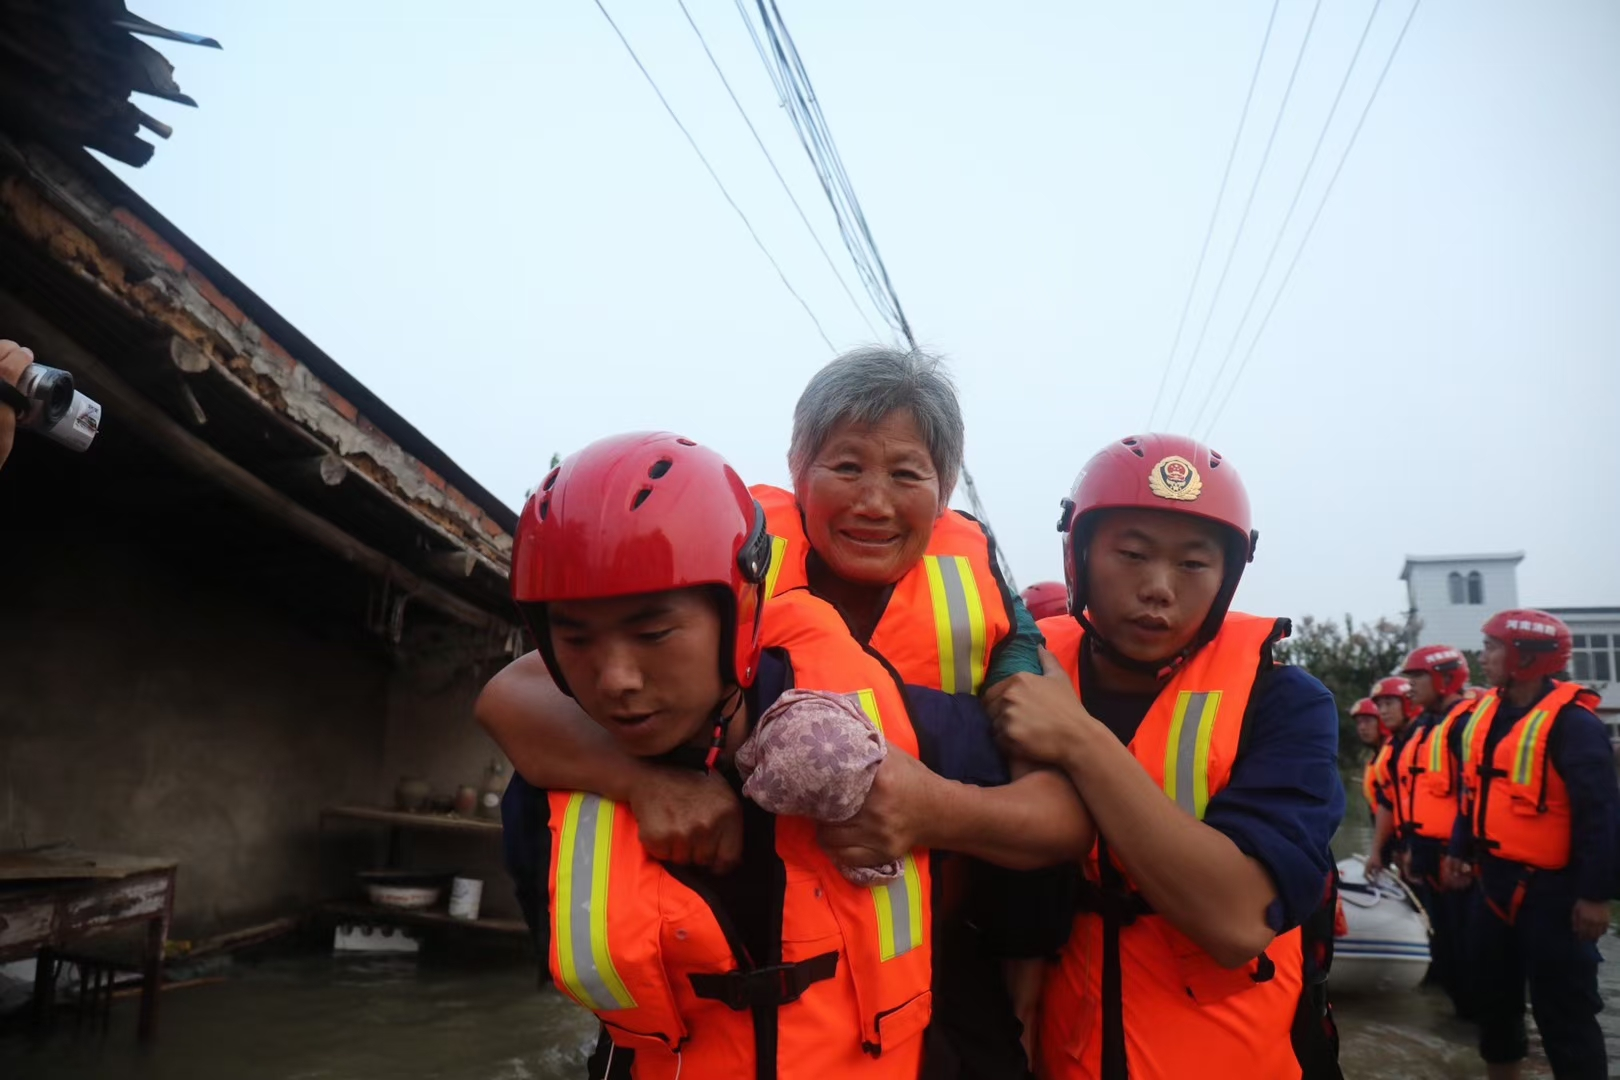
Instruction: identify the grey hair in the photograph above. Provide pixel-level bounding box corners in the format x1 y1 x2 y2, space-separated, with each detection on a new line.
788 346 965 503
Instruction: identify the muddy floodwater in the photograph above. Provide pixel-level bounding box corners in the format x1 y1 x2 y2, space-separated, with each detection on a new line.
1330 811 1620 1078
3 807 1617 1078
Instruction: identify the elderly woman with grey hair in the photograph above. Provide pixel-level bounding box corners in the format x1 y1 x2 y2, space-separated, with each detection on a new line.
752 345 1043 691
477 347 1083 1077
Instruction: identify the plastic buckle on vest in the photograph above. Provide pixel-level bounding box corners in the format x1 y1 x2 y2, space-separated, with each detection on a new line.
1073 879 1154 926
688 951 840 1012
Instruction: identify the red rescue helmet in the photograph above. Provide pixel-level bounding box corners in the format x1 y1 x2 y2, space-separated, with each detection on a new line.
1058 434 1256 669
1021 580 1069 621
1481 608 1573 684
1370 675 1422 721
1400 644 1470 699
1351 697 1381 720
511 431 770 698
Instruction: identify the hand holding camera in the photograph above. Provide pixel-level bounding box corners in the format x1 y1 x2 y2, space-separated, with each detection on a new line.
0 339 102 470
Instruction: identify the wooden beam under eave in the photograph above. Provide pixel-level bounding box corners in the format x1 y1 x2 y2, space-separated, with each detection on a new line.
0 289 510 633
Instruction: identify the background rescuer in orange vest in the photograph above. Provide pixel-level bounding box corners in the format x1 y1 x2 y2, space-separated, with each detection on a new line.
985 434 1345 1080
497 432 1092 1079
1390 644 1477 1020
1449 610 1617 1080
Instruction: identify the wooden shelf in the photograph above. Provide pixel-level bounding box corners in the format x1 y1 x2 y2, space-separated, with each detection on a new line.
322 805 502 835
320 901 528 937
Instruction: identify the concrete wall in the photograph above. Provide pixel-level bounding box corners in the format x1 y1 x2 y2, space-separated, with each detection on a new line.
0 446 516 936
0 517 391 937
1407 559 1522 647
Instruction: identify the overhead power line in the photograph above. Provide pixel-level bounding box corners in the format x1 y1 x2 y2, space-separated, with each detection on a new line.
674 0 882 342
1163 0 1326 431
590 0 836 351
1202 0 1424 440
738 0 917 348
733 0 1016 589
1187 0 1390 436
1146 0 1283 432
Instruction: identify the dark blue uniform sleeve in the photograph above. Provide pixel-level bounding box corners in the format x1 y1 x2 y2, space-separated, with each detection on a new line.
1199 666 1345 933
904 684 1012 787
984 593 1045 685
1549 705 1620 901
904 682 1077 959
501 775 553 965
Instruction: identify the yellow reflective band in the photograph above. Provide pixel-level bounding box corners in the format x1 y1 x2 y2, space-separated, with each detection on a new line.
555 793 636 1012
853 688 883 734
1163 690 1222 819
764 535 789 599
923 555 988 695
956 558 989 696
1513 709 1551 787
871 853 923 962
1428 722 1448 773
1460 696 1496 764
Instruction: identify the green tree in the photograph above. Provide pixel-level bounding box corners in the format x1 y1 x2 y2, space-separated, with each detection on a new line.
1277 614 1415 764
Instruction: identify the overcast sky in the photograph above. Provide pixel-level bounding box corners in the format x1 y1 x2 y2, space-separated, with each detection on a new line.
107 1 1618 629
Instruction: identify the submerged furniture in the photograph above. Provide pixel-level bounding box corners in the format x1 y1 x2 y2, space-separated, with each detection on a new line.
0 848 177 1042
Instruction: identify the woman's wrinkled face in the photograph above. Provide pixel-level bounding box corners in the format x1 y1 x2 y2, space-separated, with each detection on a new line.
797 409 941 586
547 588 725 758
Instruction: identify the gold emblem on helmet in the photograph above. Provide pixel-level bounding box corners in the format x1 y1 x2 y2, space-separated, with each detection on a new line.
1147 455 1202 501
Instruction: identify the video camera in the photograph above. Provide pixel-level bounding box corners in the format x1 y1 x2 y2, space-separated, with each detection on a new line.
1 363 102 451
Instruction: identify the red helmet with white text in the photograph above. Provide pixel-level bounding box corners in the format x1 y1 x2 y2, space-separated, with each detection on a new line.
1370 675 1421 721
511 432 771 697
1400 644 1470 699
1481 609 1573 684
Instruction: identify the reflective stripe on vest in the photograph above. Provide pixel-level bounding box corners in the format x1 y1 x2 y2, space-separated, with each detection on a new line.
555 792 636 1012
922 554 989 695
1511 708 1556 787
1164 690 1222 820
1460 692 1500 768
849 687 924 960
763 534 790 603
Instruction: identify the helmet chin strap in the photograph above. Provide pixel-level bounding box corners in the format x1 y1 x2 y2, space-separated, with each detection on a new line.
701 687 746 774
1075 610 1196 682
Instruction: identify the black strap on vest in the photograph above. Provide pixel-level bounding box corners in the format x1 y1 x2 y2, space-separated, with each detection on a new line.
1097 842 1130 1080
688 951 839 1012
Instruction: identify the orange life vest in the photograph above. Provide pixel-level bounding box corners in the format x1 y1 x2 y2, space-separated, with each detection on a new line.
1393 699 1474 842
1036 613 1314 1080
1364 743 1394 817
753 485 1014 695
545 591 933 1079
1459 681 1600 871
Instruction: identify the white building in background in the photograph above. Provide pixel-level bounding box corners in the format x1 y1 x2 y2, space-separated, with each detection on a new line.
1400 553 1523 649
1541 608 1620 721
1402 555 1619 732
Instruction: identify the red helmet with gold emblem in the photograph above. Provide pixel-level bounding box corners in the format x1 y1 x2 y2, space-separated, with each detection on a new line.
1058 434 1257 660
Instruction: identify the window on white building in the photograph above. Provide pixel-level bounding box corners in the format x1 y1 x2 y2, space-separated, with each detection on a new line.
1467 571 1484 605
1448 571 1465 604
1572 634 1614 684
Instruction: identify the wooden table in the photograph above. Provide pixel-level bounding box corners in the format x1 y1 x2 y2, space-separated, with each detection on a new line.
0 849 177 1042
